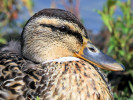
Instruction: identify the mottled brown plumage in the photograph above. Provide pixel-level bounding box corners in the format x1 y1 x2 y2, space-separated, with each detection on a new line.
0 8 124 100
0 51 112 100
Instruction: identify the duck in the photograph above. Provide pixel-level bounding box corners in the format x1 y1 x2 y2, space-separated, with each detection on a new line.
0 8 125 100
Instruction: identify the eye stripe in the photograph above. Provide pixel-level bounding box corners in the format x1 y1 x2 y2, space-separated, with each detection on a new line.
40 24 83 43
40 24 68 32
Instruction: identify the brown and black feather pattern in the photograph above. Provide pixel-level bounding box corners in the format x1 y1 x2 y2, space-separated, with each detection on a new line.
0 51 113 100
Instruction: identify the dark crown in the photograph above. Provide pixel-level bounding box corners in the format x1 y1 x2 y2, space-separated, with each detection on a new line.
31 9 84 29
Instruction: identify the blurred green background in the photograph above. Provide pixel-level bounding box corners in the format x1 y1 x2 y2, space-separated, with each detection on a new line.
0 0 133 99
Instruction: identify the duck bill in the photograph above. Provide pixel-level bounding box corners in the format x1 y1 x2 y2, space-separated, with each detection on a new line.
75 37 125 71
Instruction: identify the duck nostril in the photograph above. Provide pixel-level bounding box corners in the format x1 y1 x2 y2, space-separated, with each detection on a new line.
88 47 96 52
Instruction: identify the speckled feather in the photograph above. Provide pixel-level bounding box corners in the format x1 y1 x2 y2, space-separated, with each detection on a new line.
0 51 113 100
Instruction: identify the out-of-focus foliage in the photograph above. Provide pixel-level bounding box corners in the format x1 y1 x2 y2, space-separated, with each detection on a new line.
61 0 80 19
37 96 40 100
97 0 133 99
0 0 33 45
51 0 80 19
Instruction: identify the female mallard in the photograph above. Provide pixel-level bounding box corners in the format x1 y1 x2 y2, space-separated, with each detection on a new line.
0 8 124 100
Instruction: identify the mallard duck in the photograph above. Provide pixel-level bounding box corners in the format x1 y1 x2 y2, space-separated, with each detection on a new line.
0 8 125 100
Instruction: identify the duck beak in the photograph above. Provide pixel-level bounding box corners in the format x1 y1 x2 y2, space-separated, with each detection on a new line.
74 37 125 71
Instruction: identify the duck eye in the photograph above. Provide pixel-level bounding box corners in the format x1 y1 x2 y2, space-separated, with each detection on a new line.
59 26 67 32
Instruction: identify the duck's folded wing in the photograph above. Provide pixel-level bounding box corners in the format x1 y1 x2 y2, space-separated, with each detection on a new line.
0 51 45 100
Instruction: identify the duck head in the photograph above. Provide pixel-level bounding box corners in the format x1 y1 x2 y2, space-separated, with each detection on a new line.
21 8 125 71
